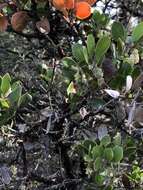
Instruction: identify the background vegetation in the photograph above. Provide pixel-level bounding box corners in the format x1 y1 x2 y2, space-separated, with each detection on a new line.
0 0 143 189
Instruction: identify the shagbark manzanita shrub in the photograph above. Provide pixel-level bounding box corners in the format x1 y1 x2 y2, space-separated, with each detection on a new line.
73 133 123 188
38 8 143 188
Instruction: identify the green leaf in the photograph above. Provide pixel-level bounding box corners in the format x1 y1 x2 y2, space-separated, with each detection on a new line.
95 36 111 65
0 98 9 108
106 185 113 190
113 145 123 162
92 10 102 23
72 43 85 62
117 38 124 55
62 57 76 68
67 81 77 96
8 84 22 105
62 57 77 81
112 22 126 41
101 135 111 147
11 81 20 90
113 133 121 145
132 22 143 42
87 34 95 59
92 10 109 27
0 76 2 87
92 145 104 158
83 46 89 64
18 93 32 107
82 139 96 153
94 157 102 171
95 175 104 185
104 147 113 161
1 73 11 96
